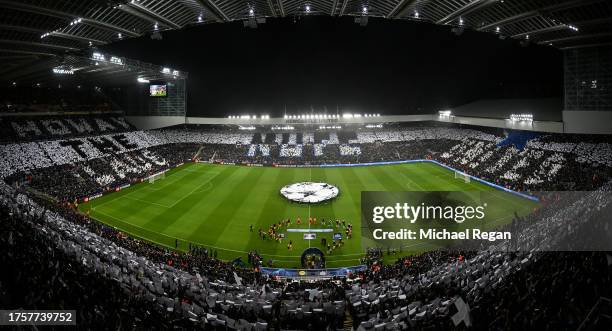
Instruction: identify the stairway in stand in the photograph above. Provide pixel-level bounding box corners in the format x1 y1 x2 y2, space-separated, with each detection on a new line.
342 306 354 330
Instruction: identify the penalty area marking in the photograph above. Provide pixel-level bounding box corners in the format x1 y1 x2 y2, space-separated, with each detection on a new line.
165 171 224 208
124 196 173 208
191 181 214 194
92 166 186 210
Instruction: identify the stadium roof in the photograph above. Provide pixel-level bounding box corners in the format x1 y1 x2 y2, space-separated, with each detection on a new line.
1 0 611 81
0 52 187 86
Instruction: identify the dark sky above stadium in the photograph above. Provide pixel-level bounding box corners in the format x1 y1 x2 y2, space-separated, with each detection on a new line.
103 16 563 117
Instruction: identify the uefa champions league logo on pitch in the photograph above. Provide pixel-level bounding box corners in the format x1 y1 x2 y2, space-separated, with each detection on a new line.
280 182 339 204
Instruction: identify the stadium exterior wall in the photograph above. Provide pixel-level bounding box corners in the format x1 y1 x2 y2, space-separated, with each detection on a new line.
562 110 612 134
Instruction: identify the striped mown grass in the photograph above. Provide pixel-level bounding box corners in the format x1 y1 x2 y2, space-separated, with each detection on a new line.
80 162 535 268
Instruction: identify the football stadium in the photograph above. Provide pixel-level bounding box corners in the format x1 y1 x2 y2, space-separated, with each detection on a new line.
1 0 612 330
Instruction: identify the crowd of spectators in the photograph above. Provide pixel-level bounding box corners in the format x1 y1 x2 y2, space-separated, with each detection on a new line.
2 118 612 328
343 184 612 329
440 137 609 191
4 124 610 201
7 144 200 201
0 115 134 143
0 182 351 329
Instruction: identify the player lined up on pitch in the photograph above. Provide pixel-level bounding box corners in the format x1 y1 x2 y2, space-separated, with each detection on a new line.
253 216 354 253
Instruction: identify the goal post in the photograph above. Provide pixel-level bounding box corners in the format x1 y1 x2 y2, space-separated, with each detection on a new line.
454 171 470 183
148 172 166 184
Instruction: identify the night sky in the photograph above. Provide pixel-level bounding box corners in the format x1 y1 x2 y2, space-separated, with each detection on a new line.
103 16 563 117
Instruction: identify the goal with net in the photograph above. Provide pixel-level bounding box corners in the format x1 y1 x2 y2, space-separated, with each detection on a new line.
454 171 470 183
148 172 166 184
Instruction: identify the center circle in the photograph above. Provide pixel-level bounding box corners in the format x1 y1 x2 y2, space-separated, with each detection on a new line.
280 182 339 204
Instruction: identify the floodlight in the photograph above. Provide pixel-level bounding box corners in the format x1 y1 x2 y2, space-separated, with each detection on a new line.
92 52 105 61
110 56 123 65
509 114 533 122
52 67 74 75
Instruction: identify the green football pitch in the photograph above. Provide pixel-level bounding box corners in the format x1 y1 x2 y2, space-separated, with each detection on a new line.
80 162 537 268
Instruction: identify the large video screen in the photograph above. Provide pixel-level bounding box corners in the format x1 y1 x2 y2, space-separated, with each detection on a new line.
149 84 167 97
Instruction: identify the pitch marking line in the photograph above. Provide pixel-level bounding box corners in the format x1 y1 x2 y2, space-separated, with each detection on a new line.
396 165 427 190
96 209 368 258
88 163 528 263
124 196 173 208
308 166 312 248
92 208 370 259
191 181 214 194
91 166 188 210
141 172 192 191
90 208 513 260
433 165 529 209
93 210 179 250
183 168 223 174
142 163 219 191
166 170 224 208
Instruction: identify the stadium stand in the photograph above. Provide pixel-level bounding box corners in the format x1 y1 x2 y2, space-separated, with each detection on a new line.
0 118 611 328
2 170 611 329
2 0 612 328
3 124 610 203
